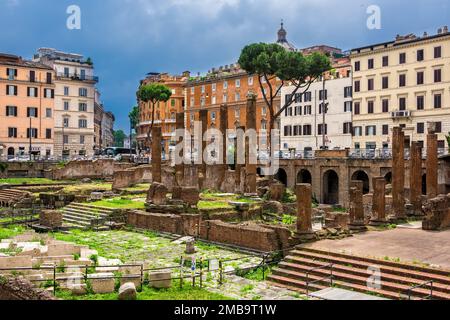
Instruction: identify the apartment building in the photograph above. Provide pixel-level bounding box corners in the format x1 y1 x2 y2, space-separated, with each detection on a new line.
350 27 450 151
94 89 104 151
0 53 55 158
102 111 115 148
281 76 353 152
34 48 98 157
136 72 188 154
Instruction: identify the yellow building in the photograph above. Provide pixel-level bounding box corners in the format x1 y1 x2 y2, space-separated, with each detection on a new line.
350 26 450 152
0 53 55 159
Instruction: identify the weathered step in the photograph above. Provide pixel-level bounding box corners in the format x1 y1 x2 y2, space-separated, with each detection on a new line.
62 207 109 219
277 261 450 300
62 213 100 224
67 203 115 213
282 257 450 295
267 273 328 293
62 217 92 227
291 249 450 286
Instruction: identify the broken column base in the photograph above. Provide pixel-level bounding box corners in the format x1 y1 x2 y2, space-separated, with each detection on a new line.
293 231 316 242
348 223 368 233
369 219 388 227
388 216 408 224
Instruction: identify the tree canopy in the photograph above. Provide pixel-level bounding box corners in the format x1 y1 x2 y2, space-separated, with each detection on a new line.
113 130 127 148
128 105 140 132
137 83 172 105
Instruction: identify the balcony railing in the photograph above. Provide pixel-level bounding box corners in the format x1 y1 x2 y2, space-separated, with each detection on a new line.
56 73 99 82
391 110 411 119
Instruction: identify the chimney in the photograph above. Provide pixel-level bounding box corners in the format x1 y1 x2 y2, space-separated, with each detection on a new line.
182 71 191 78
437 28 442 34
444 26 449 33
423 31 428 37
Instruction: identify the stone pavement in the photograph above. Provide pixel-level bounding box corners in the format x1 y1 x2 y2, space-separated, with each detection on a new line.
304 228 450 269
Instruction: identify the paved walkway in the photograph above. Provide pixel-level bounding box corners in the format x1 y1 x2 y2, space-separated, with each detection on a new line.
304 228 450 269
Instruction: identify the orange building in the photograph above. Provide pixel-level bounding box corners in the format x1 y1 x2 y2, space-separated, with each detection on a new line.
136 72 188 154
0 53 55 159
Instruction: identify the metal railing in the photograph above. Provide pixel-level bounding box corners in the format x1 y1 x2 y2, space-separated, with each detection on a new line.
305 263 334 297
404 280 434 300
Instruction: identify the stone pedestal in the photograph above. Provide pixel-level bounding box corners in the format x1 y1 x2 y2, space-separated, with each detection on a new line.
410 142 423 216
348 181 367 232
185 239 196 254
151 126 162 183
370 177 388 226
391 127 406 222
245 94 257 194
294 184 315 240
146 182 168 205
39 210 63 229
426 129 438 199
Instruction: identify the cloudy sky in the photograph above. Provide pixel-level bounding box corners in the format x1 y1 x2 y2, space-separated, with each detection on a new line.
1 0 448 131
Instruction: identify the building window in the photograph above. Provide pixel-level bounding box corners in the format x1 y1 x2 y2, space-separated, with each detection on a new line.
434 94 442 109
295 93 303 103
63 118 69 128
46 108 52 118
235 79 241 88
368 101 374 114
44 88 54 98
235 93 240 101
79 119 88 128
382 125 389 135
7 85 17 96
382 56 389 67
235 108 240 118
417 71 424 85
64 87 69 96
417 96 424 110
319 103 327 114
303 125 312 136
354 80 360 92
201 85 205 94
7 68 17 80
211 96 216 105
6 106 17 117
63 135 69 144
366 125 376 136
435 122 442 133
434 69 442 83
382 76 389 89
434 46 442 59
368 59 374 69
27 87 38 97
399 97 407 111
304 92 312 102
27 107 38 118
318 124 328 135
344 101 353 112
353 127 362 137
223 81 228 90
354 102 360 115
319 89 328 100
210 112 216 121
79 88 88 97
80 135 85 144
399 74 406 87
248 77 253 86
211 83 216 92
8 127 17 138
344 86 352 98
64 101 70 111
417 49 424 61
64 67 70 77
399 52 406 64
354 61 360 71
368 78 374 91
27 128 38 139
343 122 352 134
223 94 227 103
79 103 87 112
417 123 425 134
171 99 175 107
382 99 389 113
190 87 194 94
304 105 312 115
438 140 445 149
46 129 52 139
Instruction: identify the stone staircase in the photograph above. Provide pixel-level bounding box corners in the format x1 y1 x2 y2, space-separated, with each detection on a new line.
0 189 31 207
268 247 450 300
62 203 116 231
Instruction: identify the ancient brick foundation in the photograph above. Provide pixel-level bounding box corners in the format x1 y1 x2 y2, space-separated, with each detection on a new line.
0 276 57 300
422 194 450 231
127 211 201 236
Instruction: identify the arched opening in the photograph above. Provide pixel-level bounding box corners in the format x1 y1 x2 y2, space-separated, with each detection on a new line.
275 168 288 186
256 167 264 178
351 170 370 194
422 174 427 196
297 169 312 185
7 147 15 157
323 170 339 205
384 172 392 184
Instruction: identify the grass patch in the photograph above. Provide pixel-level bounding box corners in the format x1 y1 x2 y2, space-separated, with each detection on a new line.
238 265 273 282
62 183 112 194
0 178 63 185
89 198 146 210
123 184 150 192
198 201 232 210
56 283 233 301
0 225 27 240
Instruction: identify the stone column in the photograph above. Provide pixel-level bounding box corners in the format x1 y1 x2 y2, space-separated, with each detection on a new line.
349 181 367 232
426 125 438 199
410 142 423 216
198 109 208 190
235 126 245 194
152 126 162 183
175 113 185 186
218 104 228 189
392 127 406 221
245 93 257 194
370 177 387 225
295 184 315 240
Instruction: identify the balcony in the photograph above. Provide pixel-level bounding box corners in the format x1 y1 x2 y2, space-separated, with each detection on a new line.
391 110 411 119
56 73 99 83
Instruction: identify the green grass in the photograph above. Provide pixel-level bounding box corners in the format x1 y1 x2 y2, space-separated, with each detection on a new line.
0 178 63 185
0 225 26 240
56 284 233 301
123 184 150 192
198 201 232 210
61 182 112 193
89 198 146 210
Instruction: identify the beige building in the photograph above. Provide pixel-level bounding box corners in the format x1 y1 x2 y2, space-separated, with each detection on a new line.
34 48 98 157
0 53 55 159
350 27 450 152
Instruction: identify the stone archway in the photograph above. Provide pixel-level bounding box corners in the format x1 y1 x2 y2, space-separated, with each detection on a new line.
384 172 392 184
297 169 312 184
7 147 14 157
323 170 339 205
422 174 427 195
275 168 288 186
351 170 370 194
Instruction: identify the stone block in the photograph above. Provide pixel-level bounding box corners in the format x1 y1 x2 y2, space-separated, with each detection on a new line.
87 273 115 294
39 210 63 229
149 271 172 289
146 182 168 205
118 282 137 300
